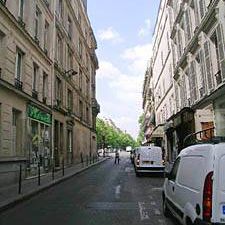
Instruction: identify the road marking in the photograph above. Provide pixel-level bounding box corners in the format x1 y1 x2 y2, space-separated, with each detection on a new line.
158 219 166 224
115 185 121 199
125 167 134 172
138 202 150 221
151 187 163 191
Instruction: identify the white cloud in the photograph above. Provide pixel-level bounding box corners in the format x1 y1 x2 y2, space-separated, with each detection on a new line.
138 19 151 37
98 27 123 43
121 43 153 75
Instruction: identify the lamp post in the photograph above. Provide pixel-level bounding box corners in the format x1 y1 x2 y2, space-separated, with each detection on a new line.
64 69 78 77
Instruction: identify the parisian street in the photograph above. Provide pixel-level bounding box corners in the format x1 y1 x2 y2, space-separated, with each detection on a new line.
0 152 177 225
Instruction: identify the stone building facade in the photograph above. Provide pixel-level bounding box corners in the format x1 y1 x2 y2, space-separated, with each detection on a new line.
0 0 99 185
143 0 225 162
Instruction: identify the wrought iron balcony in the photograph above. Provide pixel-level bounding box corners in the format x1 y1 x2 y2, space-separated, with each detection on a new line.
14 78 23 90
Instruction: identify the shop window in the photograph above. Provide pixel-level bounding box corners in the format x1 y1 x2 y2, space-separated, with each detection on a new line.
12 109 22 155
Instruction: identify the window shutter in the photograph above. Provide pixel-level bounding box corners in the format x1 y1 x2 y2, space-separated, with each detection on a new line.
199 49 206 96
216 24 225 81
189 61 198 104
185 10 192 43
204 41 213 91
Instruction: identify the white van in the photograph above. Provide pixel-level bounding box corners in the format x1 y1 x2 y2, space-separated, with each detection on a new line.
162 142 225 225
134 146 165 176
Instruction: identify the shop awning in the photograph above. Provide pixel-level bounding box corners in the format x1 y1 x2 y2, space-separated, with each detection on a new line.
150 124 164 138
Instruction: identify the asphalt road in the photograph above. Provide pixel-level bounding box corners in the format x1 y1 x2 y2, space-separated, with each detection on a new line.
0 152 177 225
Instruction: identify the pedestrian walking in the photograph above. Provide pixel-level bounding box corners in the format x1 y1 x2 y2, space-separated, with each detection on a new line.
114 150 120 164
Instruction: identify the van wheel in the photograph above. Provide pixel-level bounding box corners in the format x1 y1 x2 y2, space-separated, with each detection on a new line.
186 217 193 225
162 197 170 217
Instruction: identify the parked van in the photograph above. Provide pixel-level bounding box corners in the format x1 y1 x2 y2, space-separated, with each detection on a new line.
162 141 225 225
134 146 164 176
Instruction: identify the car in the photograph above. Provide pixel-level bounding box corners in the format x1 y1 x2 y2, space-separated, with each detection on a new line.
162 140 225 225
134 146 165 176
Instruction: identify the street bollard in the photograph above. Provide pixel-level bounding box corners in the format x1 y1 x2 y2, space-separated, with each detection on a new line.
62 158 65 176
86 155 88 166
18 164 22 194
38 163 41 186
93 155 94 164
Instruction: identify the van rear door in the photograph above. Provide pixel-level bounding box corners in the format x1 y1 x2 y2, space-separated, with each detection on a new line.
214 144 225 223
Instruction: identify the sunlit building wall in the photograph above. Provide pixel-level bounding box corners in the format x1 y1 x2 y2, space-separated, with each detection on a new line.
0 0 99 185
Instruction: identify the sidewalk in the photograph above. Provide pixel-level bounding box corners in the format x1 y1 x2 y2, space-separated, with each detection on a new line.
0 157 108 213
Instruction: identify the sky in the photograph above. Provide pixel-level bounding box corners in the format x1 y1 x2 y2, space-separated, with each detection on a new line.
88 0 161 139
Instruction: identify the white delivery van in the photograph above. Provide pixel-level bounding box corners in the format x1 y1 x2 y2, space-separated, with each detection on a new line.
162 141 225 225
134 146 164 176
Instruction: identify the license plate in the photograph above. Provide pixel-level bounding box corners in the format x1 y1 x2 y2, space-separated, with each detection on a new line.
223 205 225 215
142 161 150 164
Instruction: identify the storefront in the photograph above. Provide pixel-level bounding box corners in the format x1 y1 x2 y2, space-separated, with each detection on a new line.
27 104 52 175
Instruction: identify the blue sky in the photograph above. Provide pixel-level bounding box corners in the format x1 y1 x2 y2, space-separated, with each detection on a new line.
88 0 160 138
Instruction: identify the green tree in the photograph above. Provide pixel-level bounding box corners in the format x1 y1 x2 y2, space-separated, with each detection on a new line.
96 117 137 149
137 113 145 145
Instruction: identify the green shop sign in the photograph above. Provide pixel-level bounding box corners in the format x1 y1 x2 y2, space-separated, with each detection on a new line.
28 105 51 124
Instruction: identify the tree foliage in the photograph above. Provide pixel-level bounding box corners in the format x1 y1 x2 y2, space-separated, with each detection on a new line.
96 117 137 149
136 113 145 145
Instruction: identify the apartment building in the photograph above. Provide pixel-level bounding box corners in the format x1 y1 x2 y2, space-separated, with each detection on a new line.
0 0 99 185
143 0 225 162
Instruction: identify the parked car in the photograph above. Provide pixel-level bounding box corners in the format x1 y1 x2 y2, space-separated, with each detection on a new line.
162 141 225 225
134 146 165 176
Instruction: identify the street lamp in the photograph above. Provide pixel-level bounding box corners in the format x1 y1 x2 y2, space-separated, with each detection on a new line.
64 69 78 77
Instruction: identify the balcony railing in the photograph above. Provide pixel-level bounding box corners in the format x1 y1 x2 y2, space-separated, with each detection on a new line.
14 78 23 90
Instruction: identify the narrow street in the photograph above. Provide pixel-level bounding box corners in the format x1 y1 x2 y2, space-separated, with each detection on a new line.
0 152 176 225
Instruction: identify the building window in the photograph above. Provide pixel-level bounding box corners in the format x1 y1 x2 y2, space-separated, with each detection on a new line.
57 0 63 19
79 69 82 91
199 0 206 19
32 63 39 91
79 100 83 119
56 33 63 65
67 16 72 38
211 25 225 84
78 39 82 59
86 107 89 123
18 0 24 19
44 21 49 53
204 41 214 91
67 45 73 70
43 73 48 102
55 77 62 105
67 89 73 111
34 7 41 42
15 48 23 90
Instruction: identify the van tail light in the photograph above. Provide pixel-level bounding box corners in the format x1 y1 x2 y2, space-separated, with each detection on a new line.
136 154 140 166
203 171 213 222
